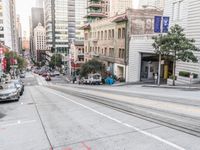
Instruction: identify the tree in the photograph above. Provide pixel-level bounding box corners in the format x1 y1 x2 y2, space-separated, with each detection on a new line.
80 59 105 77
49 54 62 69
152 24 199 85
4 51 27 73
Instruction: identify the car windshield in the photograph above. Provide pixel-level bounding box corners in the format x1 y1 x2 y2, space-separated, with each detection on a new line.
3 84 16 89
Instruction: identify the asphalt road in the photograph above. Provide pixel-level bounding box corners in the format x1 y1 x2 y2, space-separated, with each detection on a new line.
0 73 200 150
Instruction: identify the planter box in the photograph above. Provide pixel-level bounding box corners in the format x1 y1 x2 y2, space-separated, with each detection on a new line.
167 76 200 85
167 79 175 85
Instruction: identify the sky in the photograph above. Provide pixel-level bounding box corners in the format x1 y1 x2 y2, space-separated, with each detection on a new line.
16 0 139 38
16 0 35 37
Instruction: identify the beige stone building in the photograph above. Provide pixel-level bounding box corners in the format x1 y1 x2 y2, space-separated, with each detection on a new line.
83 8 162 81
83 13 127 79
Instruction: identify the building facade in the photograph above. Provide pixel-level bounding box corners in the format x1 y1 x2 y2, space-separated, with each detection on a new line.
1 0 17 51
126 9 163 83
86 0 108 23
30 7 44 58
44 0 68 53
163 0 200 85
83 14 127 79
110 0 133 16
33 23 46 62
16 15 22 54
139 0 165 10
36 0 43 8
75 0 87 41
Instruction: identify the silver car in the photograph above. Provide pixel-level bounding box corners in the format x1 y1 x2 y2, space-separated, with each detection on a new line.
0 83 20 102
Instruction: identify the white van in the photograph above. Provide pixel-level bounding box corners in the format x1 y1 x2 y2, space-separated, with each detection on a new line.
87 73 102 85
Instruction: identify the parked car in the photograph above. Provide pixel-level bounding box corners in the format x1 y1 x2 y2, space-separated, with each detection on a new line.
88 73 102 85
42 72 49 77
53 71 60 76
11 79 24 96
0 83 20 102
20 73 25 78
79 73 102 85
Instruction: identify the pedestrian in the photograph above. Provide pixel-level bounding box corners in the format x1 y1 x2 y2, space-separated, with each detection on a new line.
73 76 76 84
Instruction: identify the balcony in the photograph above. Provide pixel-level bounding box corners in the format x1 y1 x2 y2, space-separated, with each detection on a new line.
87 2 103 9
85 12 107 18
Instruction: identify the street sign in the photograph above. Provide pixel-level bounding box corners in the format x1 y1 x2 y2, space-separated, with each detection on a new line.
154 16 170 33
162 16 170 33
154 16 162 33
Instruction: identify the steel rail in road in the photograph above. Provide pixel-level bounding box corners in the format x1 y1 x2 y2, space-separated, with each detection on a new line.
48 85 200 137
72 86 200 107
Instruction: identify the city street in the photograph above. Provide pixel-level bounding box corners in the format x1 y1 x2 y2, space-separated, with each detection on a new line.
0 73 200 150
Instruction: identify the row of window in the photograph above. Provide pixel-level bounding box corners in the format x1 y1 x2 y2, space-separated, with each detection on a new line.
85 46 125 58
85 27 126 40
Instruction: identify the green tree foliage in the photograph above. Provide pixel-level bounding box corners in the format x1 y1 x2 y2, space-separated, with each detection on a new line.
80 59 105 77
49 54 62 69
4 51 27 73
152 24 199 85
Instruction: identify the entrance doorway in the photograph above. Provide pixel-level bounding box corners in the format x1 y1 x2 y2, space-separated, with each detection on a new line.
140 53 173 83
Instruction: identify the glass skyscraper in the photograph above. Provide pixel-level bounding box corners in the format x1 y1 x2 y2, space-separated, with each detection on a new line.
44 0 87 54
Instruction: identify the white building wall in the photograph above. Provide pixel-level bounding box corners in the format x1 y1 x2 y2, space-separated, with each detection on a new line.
128 35 155 82
164 0 200 83
2 0 12 49
34 23 46 61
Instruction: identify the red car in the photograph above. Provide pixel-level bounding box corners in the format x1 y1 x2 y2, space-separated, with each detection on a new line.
42 72 48 77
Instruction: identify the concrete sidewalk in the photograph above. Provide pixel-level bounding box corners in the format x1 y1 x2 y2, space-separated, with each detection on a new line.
142 84 200 90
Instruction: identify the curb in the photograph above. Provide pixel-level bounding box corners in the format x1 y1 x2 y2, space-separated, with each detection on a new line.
142 85 200 90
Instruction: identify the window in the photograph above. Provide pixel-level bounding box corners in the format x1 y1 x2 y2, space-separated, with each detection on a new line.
119 49 121 58
101 31 103 40
105 48 107 56
98 31 100 39
105 30 107 40
109 48 114 57
108 30 111 40
122 28 125 39
85 33 88 40
118 48 125 58
118 28 121 39
172 1 183 21
112 29 114 39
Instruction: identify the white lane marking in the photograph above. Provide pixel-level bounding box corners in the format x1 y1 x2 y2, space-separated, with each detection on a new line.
0 120 36 127
48 90 186 150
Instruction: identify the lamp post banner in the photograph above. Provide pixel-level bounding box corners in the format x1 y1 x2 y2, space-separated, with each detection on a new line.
154 16 162 33
162 16 170 33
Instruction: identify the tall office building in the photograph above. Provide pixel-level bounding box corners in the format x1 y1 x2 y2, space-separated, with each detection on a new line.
86 0 107 22
139 0 165 10
110 0 133 16
33 23 46 62
75 0 87 41
31 8 44 36
16 15 22 53
44 0 68 53
44 0 87 53
30 7 44 57
36 0 43 8
1 0 17 51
